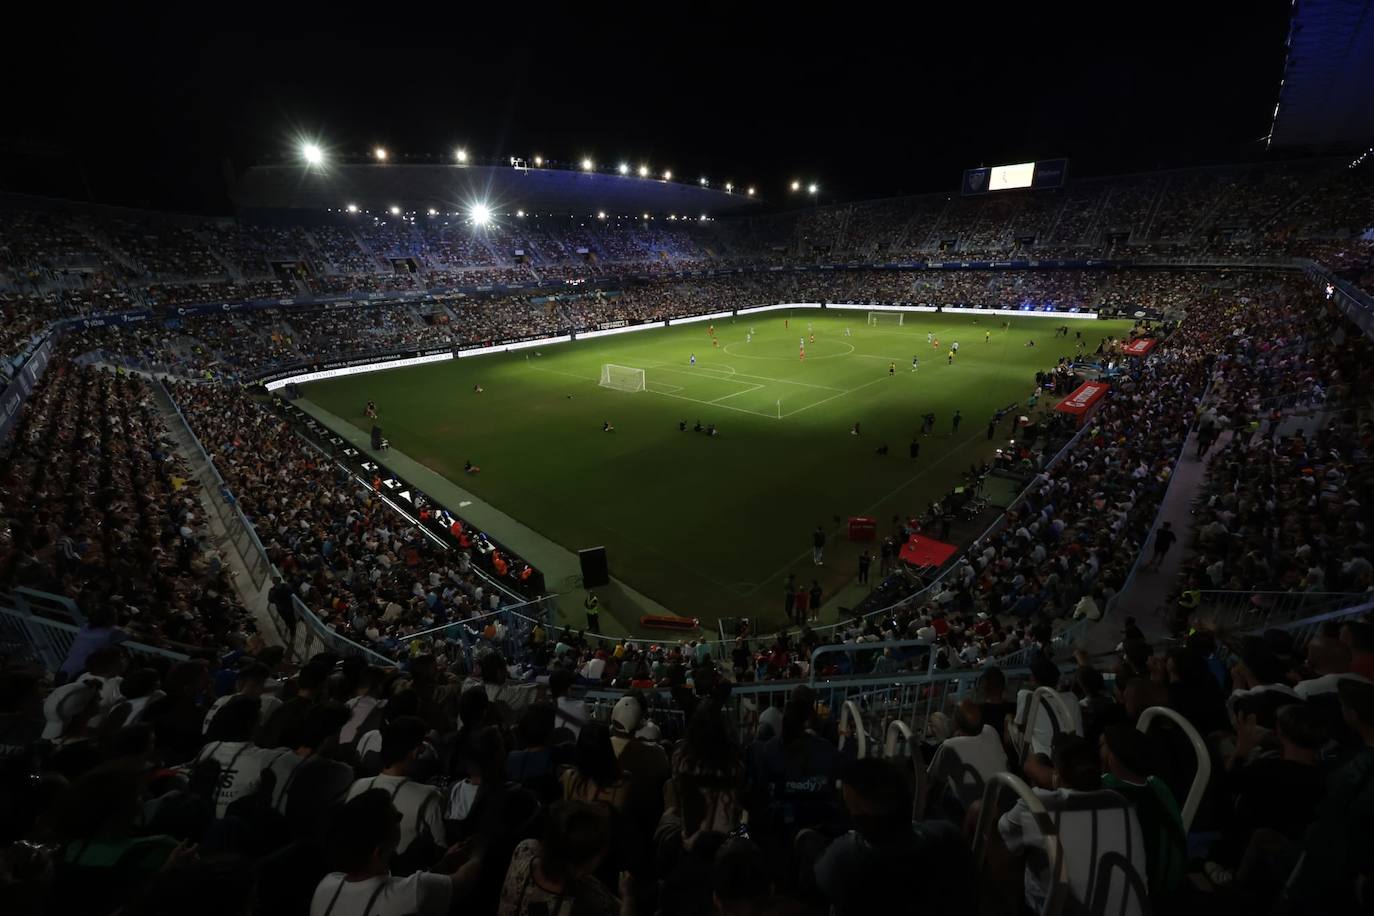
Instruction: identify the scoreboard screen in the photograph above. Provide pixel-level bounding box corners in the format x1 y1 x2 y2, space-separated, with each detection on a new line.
963 158 1068 195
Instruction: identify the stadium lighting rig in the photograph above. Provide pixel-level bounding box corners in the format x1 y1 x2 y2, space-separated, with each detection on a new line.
638 165 649 177
533 156 543 166
662 170 672 180
470 203 492 226
790 180 800 192
747 187 755 196
389 206 401 216
808 183 818 195
455 148 468 163
345 203 358 213
301 143 324 167
582 157 595 171
373 147 388 161
618 163 629 174
699 177 708 186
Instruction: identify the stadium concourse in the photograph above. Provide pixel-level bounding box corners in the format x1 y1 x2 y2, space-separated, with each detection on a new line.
0 158 1372 916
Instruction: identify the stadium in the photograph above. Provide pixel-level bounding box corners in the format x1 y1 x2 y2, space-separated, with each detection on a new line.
1 7 1373 916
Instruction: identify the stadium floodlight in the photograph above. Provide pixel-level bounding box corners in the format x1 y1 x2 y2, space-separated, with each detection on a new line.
455 148 468 162
374 147 388 161
427 208 438 216
471 203 491 225
663 170 672 180
582 157 594 171
345 203 358 214
516 209 525 218
747 186 755 196
301 143 324 167
618 163 629 174
643 213 650 219
725 183 733 192
700 214 707 221
808 183 818 195
638 165 649 177
597 211 606 220
699 177 707 186
389 206 400 216
790 180 800 192
533 155 543 166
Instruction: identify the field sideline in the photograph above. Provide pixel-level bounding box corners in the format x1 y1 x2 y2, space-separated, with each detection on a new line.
300 310 1132 628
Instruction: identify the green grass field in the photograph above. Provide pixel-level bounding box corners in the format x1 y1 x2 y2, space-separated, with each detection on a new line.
301 310 1131 626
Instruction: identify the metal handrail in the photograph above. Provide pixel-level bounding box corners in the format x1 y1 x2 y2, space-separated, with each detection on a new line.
837 700 867 758
1136 705 1211 833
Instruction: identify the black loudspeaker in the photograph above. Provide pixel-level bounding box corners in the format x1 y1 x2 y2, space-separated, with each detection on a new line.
579 546 609 588
370 425 383 450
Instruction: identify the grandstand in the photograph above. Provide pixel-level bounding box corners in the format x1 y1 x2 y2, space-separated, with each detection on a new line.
2 15 1374 916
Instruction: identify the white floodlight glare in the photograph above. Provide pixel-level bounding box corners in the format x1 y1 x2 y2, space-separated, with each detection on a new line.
582 158 594 171
301 143 324 166
374 147 387 160
638 165 649 177
618 163 629 174
808 183 818 194
471 203 492 225
389 206 401 216
642 213 650 219
345 203 358 213
597 211 606 219
662 170 672 180
533 155 543 166
699 177 707 185
790 180 800 191
516 209 525 217
725 183 733 192
747 187 755 196
455 148 468 162
427 208 438 216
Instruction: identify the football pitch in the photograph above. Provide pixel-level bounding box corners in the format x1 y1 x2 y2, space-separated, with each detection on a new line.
299 310 1132 628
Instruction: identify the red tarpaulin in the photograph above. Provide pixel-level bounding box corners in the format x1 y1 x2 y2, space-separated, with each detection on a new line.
1121 337 1157 356
1056 380 1110 420
898 534 959 568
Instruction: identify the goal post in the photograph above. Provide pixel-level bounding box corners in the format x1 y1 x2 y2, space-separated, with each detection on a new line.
599 364 646 392
868 311 904 327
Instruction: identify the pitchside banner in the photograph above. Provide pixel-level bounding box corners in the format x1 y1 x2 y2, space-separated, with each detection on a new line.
1120 338 1157 357
1055 381 1110 423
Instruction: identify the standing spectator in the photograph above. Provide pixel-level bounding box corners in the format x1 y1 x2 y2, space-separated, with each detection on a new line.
952 410 962 433
58 606 128 685
269 576 299 657
783 574 797 623
550 670 587 739
584 592 601 634
794 586 809 625
808 581 823 622
811 526 826 566
1144 522 1177 572
857 550 871 585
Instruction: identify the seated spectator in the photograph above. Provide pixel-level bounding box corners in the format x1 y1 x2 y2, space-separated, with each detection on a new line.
311 788 480 916
344 716 446 876
1295 636 1370 699
997 734 1149 915
813 757 970 915
498 800 628 916
1098 724 1186 900
1011 654 1084 759
925 699 1008 814
560 721 631 812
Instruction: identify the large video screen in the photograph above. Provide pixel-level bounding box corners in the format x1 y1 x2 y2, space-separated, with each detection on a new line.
962 158 1067 195
988 161 1035 191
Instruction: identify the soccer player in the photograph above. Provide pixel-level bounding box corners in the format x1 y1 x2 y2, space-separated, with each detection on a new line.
844 327 851 337
708 324 715 336
713 337 720 348
932 337 940 350
952 341 959 353
746 331 752 343
799 345 806 361
785 318 790 329
809 332 815 345
927 332 933 345
800 337 805 349
807 322 813 333
888 361 896 375
948 348 955 365
690 353 696 365
986 330 992 343
911 355 919 372
602 420 615 432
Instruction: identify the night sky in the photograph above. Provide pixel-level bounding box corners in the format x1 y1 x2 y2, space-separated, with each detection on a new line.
0 5 1296 213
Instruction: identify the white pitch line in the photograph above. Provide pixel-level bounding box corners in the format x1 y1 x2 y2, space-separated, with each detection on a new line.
647 361 846 393
649 388 778 419
709 383 765 403
778 374 892 419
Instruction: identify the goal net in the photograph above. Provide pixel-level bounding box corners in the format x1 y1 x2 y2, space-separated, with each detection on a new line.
868 311 904 326
599 364 646 392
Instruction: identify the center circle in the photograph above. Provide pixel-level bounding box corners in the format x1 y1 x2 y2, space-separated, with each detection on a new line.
723 339 855 360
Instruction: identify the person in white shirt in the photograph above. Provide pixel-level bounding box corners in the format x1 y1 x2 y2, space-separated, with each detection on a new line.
266 703 356 825
193 695 278 818
1294 636 1372 699
344 716 446 875
203 662 283 734
1012 656 1084 759
549 670 587 738
311 789 480 916
998 734 1148 915
926 701 1008 811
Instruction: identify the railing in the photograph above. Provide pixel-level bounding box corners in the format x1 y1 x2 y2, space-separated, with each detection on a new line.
153 378 274 593
0 589 190 672
1195 590 1372 633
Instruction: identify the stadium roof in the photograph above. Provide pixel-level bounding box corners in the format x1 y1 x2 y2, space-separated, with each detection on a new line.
1267 0 1374 151
232 163 761 217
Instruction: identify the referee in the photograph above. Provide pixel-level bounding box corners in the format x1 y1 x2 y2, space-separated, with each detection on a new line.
584 591 601 633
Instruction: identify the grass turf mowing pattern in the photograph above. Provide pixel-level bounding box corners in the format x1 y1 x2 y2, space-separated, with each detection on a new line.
301 311 1131 628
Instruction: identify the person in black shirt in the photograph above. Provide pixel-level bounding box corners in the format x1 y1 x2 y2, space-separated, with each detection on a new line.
857 551 871 585
1144 522 1177 571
